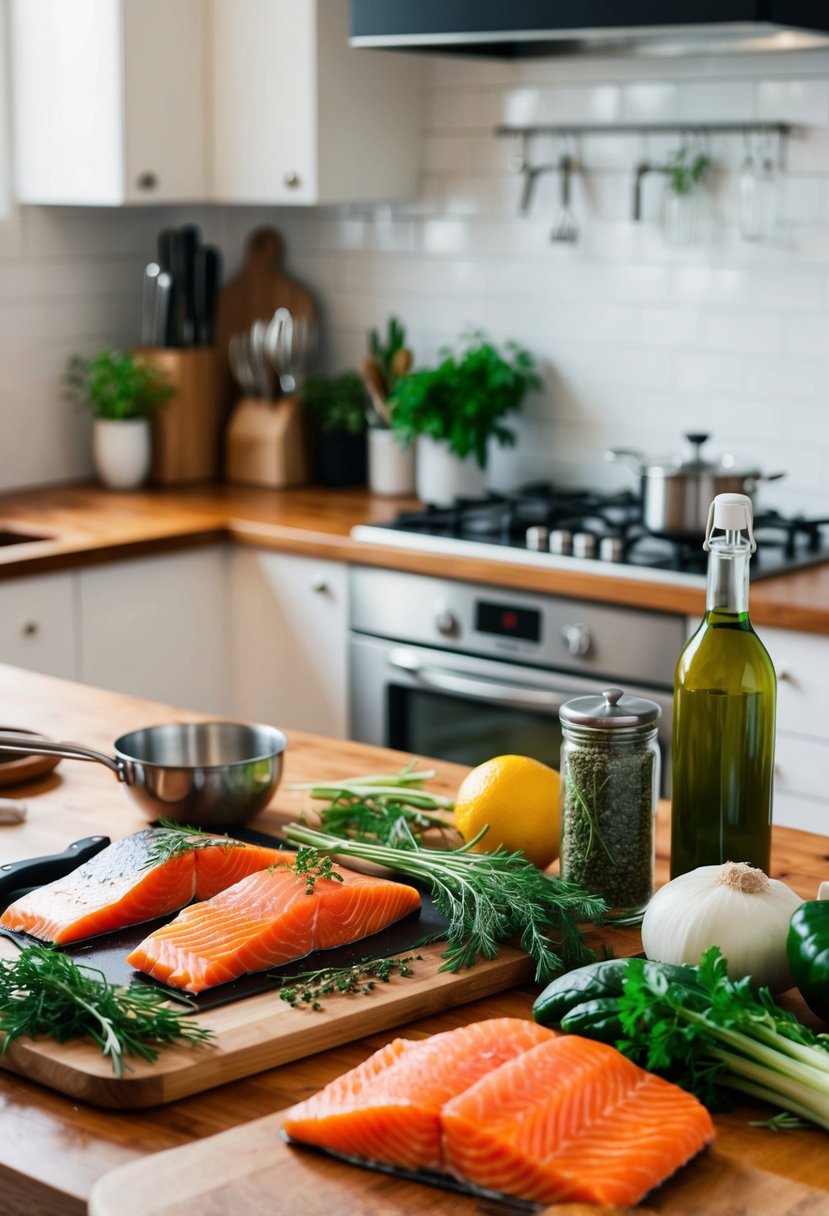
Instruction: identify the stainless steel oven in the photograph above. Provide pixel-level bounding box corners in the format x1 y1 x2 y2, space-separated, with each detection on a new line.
349 568 684 790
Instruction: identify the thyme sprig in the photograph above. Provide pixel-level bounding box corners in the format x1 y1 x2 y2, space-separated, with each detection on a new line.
285 847 344 894
140 818 245 869
284 822 605 984
277 954 420 1012
0 946 212 1076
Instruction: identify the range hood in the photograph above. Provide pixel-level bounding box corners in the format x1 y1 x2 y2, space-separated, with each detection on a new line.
350 1 829 56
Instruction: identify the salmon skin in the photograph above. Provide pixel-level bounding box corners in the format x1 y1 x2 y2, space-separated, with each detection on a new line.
283 1020 714 1205
0 829 286 946
127 864 422 994
283 1018 555 1171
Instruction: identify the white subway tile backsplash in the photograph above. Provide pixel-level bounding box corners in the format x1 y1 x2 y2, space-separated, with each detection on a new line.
3 51 829 509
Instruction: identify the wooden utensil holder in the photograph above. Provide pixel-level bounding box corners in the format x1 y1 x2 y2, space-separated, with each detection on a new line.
224 396 311 488
133 348 222 485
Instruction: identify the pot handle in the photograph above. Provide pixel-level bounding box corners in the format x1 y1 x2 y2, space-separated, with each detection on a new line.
604 448 643 475
0 733 125 780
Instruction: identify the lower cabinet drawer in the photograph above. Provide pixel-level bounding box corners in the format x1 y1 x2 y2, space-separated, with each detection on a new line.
775 732 829 803
763 625 829 737
773 789 828 839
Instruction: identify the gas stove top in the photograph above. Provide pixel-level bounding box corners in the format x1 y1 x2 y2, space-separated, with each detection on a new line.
351 483 829 586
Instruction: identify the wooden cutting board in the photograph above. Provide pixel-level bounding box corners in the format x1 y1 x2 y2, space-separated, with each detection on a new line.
87 1127 829 1216
0 939 532 1110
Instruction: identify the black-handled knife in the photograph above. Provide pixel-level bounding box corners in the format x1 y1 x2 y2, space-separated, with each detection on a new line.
194 245 221 346
0 836 110 907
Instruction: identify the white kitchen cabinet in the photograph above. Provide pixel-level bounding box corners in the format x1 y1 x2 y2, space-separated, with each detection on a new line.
230 549 348 737
11 0 209 205
208 0 421 205
0 572 78 680
77 548 231 715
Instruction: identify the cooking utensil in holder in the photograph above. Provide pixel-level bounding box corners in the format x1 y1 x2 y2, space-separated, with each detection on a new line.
134 347 222 485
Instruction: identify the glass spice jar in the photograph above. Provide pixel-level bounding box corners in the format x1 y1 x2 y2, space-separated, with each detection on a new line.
559 687 661 924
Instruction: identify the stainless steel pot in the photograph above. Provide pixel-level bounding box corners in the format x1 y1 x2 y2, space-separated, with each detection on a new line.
606 433 784 538
0 721 287 829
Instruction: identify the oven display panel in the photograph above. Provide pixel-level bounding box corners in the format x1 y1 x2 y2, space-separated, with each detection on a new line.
475 601 541 643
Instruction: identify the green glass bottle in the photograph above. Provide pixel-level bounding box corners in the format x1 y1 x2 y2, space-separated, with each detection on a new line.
670 493 776 879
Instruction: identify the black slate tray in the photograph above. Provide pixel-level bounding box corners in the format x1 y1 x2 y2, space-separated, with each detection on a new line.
0 827 447 1013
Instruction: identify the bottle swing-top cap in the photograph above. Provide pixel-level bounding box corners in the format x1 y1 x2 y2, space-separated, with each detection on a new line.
703 492 757 553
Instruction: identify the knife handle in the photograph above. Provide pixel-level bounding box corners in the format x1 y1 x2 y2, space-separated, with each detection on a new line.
0 836 110 905
195 246 221 346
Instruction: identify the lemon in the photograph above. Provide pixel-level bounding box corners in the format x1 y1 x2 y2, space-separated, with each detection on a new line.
454 755 560 869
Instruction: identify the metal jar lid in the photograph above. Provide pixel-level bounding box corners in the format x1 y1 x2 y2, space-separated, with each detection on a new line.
560 687 661 729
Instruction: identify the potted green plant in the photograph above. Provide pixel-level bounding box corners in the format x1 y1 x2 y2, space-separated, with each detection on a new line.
389 333 540 504
301 372 370 487
64 348 171 490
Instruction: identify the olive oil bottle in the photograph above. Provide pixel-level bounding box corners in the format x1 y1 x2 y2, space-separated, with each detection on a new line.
670 493 776 878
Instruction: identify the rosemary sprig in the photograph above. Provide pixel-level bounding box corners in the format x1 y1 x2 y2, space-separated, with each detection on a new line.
140 818 245 869
277 954 420 1012
0 946 212 1077
284 823 606 984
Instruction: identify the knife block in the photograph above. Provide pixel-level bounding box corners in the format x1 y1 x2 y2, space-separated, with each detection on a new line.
224 396 311 488
133 348 222 485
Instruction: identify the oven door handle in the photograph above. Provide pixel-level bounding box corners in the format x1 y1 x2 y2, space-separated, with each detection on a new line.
388 648 568 714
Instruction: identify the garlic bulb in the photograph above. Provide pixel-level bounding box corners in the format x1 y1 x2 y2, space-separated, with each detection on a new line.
641 861 803 993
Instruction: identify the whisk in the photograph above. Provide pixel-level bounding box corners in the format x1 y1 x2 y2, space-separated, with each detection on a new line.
551 154 578 244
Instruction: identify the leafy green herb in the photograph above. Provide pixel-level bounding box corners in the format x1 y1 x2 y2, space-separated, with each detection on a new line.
64 347 173 421
284 823 605 984
288 763 457 847
301 372 369 435
368 316 407 391
389 331 541 469
286 847 344 895
0 946 212 1077
665 145 710 197
141 819 244 869
749 1112 814 1132
277 954 420 1012
616 948 829 1130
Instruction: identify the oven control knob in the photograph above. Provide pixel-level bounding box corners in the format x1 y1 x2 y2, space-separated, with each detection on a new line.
562 622 592 658
434 605 460 638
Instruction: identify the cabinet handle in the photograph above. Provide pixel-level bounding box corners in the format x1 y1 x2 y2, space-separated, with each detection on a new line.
21 622 38 638
311 579 330 595
136 171 158 191
283 172 301 189
776 669 794 684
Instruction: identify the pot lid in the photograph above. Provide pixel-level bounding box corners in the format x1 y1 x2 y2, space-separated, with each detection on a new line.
643 433 760 478
559 687 661 729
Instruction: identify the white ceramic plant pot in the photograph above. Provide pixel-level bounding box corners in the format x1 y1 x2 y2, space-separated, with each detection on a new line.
92 418 151 490
416 435 486 506
368 428 416 497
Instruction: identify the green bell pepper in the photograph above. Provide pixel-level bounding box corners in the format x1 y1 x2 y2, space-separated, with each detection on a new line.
787 901 829 1025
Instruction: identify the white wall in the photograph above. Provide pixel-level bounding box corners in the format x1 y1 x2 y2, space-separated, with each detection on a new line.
2 46 829 512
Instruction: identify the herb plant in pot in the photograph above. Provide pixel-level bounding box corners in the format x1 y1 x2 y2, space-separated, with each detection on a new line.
390 334 540 505
301 372 369 487
64 348 171 490
361 316 416 496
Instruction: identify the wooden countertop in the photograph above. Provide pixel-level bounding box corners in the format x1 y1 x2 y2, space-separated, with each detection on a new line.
0 664 827 1214
0 481 827 632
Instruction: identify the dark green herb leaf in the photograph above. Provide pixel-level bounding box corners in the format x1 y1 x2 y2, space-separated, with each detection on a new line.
140 819 245 869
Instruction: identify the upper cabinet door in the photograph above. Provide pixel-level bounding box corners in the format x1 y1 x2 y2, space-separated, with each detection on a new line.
11 0 209 206
211 0 317 205
211 0 421 206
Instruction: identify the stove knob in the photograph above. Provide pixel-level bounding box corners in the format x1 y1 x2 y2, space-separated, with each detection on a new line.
572 532 597 559
525 525 549 551
562 622 592 658
598 536 623 563
434 605 460 638
549 528 573 555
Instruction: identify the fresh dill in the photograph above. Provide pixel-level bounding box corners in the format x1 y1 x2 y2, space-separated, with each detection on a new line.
284 822 606 984
277 954 420 1012
140 818 245 869
0 945 212 1077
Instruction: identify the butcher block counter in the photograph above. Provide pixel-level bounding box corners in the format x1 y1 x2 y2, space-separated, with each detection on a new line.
1 482 829 633
0 665 827 1215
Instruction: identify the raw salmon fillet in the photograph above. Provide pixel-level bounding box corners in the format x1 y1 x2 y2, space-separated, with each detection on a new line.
126 864 422 994
0 829 286 945
442 1033 715 1205
283 1018 555 1171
